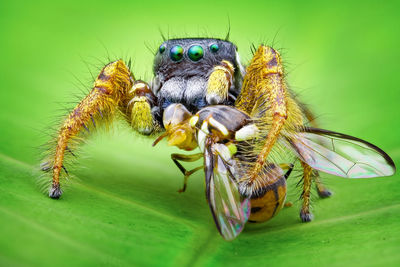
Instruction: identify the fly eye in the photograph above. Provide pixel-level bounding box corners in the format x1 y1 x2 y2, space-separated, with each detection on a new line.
159 44 166 54
188 45 204 61
209 43 219 53
170 45 184 61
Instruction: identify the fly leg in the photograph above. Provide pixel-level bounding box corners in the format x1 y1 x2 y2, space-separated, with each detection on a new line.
280 163 294 179
300 161 313 222
171 153 203 193
280 163 294 207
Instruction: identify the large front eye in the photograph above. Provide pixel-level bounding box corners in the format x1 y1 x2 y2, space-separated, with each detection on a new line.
188 45 204 61
170 45 184 61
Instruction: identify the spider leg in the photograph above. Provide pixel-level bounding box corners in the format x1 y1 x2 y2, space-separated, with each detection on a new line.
235 46 289 192
235 45 331 208
300 161 313 222
46 60 158 199
171 153 203 193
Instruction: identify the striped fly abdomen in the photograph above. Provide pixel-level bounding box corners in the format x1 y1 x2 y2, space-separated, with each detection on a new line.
248 175 287 223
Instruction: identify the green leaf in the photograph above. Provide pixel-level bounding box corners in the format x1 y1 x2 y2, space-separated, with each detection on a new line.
1 1 399 266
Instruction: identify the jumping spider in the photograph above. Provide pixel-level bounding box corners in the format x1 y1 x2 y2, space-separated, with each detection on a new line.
42 38 395 240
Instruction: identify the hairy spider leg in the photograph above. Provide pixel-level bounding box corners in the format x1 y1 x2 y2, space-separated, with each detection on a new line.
300 161 313 222
235 45 316 222
236 45 291 189
48 60 157 198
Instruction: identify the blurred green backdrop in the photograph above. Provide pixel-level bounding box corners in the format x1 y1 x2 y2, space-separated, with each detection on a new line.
0 0 399 266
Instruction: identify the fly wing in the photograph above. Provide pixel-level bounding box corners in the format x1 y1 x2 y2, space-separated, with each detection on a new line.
290 127 396 178
204 140 250 241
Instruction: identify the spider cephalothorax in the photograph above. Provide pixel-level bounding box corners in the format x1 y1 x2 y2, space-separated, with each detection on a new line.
152 38 245 120
42 37 395 241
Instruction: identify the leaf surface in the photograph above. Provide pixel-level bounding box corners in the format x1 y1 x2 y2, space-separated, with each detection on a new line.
0 1 399 266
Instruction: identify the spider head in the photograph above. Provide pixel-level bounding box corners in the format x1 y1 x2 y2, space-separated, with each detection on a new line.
151 38 245 113
153 38 239 83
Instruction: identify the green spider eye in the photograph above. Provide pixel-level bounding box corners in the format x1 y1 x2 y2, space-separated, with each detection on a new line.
159 44 166 54
188 45 204 61
209 43 219 53
170 45 184 61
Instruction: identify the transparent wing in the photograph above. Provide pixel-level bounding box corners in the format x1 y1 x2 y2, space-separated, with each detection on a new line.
204 139 250 241
290 127 396 178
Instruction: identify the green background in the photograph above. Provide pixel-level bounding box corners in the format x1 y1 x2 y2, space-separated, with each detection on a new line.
1 0 399 266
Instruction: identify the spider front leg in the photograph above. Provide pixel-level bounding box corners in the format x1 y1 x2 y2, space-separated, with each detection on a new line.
235 46 288 190
45 60 157 198
235 45 330 222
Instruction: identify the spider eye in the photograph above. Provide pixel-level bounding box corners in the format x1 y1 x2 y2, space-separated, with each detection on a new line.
170 45 184 61
209 43 219 53
159 44 166 54
188 45 204 62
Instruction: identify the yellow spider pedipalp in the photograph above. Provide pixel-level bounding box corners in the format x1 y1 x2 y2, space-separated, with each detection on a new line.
130 96 153 135
206 60 234 104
